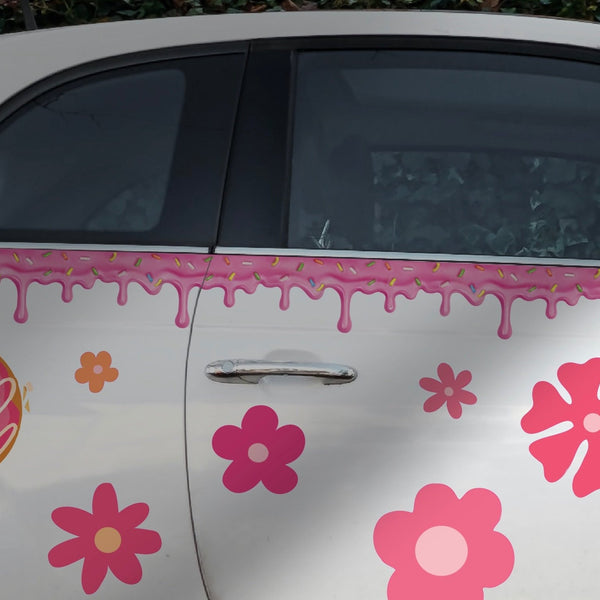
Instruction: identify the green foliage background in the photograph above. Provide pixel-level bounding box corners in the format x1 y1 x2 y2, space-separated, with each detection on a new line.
1 0 599 34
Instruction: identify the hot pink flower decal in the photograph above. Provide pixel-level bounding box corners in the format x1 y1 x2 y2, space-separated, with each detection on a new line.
374 484 514 600
212 405 305 494
521 358 600 498
48 482 162 594
419 363 477 418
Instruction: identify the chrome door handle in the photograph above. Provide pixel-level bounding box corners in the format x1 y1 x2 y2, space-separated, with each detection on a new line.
205 360 357 385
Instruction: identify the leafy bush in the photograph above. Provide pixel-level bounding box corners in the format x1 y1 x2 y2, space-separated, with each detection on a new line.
1 0 599 35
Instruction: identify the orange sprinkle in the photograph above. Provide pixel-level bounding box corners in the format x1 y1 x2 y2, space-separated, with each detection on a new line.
224 257 231 266
546 268 553 277
385 262 391 271
61 252 68 261
314 258 324 265
475 265 485 271
151 254 161 260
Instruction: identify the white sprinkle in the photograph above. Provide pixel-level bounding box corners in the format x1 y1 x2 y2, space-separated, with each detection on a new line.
79 256 91 261
440 281 450 287
403 266 414 271
349 267 357 275
187 262 195 270
242 261 253 266
280 275 289 281
510 273 518 281
563 273 575 278
118 270 127 277
25 258 33 265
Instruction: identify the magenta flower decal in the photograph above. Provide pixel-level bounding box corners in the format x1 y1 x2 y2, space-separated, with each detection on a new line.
48 483 162 594
419 363 477 418
373 484 514 600
212 405 305 494
521 358 600 497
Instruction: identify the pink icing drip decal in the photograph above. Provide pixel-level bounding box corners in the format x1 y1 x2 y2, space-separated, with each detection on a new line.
0 249 598 338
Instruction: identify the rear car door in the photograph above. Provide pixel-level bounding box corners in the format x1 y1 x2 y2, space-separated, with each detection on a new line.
187 39 600 599
0 44 245 598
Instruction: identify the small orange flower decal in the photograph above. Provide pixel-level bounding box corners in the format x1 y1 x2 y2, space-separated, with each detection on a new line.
75 352 118 393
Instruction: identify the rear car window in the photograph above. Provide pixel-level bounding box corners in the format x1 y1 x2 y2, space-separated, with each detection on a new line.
0 53 244 246
288 50 600 259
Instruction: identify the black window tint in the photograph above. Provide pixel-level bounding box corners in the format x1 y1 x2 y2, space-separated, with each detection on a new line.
0 53 244 246
289 50 600 259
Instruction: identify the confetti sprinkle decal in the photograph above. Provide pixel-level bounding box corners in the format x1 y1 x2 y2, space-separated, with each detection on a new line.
0 250 597 337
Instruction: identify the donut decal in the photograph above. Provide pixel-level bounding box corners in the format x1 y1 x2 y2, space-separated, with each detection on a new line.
0 356 22 464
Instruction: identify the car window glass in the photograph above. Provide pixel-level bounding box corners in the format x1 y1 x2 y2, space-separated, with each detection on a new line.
0 52 245 246
289 50 600 259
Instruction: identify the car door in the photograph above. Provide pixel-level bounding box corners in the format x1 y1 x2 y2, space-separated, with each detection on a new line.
0 45 245 598
186 39 600 600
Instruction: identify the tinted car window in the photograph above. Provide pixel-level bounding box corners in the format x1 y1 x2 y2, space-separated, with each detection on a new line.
288 50 600 259
0 53 244 246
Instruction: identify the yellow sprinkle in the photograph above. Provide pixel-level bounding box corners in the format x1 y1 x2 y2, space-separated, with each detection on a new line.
228 272 236 281
551 284 558 293
272 257 280 266
154 278 162 287
595 269 600 279
66 267 73 276
174 257 181 267
317 283 325 291
336 262 343 272
433 262 440 272
109 252 117 262
497 268 504 278
477 289 486 297
389 278 396 286
12 253 19 263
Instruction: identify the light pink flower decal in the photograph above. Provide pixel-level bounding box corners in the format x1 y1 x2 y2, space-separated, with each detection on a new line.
521 358 600 498
419 363 477 418
48 482 162 594
373 484 514 600
212 405 305 494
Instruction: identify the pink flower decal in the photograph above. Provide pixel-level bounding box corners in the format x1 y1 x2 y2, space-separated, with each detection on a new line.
373 484 514 600
419 363 477 418
48 483 162 594
212 405 305 494
521 358 600 497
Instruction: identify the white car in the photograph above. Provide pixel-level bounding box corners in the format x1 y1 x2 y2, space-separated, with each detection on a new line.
1 10 600 599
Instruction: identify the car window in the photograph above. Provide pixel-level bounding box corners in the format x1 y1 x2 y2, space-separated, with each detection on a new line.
0 52 245 246
288 50 600 259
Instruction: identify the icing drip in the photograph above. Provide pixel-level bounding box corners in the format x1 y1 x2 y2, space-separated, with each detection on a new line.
0 249 597 338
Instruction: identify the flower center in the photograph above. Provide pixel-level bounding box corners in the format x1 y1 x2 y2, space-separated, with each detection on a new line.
94 527 122 554
248 442 269 463
93 365 103 375
444 387 454 397
583 413 600 433
415 525 468 576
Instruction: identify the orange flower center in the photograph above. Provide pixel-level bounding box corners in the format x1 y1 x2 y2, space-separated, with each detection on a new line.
94 527 122 553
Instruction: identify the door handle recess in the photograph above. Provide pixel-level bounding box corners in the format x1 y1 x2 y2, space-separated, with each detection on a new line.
205 360 357 385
